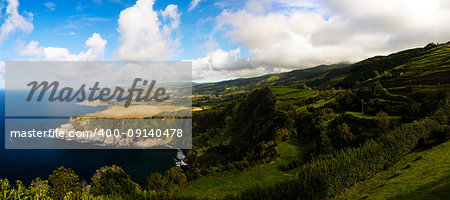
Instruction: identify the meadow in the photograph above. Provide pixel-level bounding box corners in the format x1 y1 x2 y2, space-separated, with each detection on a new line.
177 141 304 199
334 140 450 200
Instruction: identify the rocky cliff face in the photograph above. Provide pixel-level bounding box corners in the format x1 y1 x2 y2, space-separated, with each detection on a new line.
56 120 174 148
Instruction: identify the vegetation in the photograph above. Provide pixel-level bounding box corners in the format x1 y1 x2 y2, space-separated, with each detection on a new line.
1 42 449 199
176 142 303 199
334 140 450 200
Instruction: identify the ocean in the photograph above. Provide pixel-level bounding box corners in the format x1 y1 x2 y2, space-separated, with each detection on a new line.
0 89 177 185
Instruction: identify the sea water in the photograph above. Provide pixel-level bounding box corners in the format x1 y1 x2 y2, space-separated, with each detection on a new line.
0 89 177 185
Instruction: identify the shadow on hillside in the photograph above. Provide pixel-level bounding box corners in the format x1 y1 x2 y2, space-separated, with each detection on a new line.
387 174 450 200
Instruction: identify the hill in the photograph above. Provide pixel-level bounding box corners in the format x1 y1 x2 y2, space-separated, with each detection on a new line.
193 42 450 95
2 42 449 200
193 63 350 94
334 140 450 200
181 42 450 199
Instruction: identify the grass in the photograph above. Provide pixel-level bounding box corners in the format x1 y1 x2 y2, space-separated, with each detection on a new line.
82 105 188 118
276 90 318 100
270 87 303 95
334 140 450 200
390 44 450 80
176 141 304 199
346 111 402 120
297 97 336 111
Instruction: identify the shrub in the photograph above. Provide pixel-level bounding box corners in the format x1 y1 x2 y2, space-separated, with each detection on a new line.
48 166 81 199
185 168 201 182
90 165 141 198
279 158 303 171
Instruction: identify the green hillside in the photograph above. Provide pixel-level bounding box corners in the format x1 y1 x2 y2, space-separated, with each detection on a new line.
334 140 450 200
3 42 449 200
182 42 450 200
193 63 350 95
177 141 304 199
194 42 450 96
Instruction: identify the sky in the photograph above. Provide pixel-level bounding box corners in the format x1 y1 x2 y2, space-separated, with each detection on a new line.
0 0 449 88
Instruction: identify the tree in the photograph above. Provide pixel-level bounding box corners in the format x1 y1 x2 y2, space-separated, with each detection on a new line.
28 177 51 199
146 172 165 191
336 123 353 145
225 87 284 161
90 165 140 198
376 111 390 133
371 81 386 98
163 167 187 189
48 166 81 199
146 167 187 198
185 168 201 182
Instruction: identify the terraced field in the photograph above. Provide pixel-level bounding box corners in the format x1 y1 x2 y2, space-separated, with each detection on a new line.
270 87 318 106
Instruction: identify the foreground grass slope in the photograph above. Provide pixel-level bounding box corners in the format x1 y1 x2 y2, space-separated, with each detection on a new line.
177 142 303 199
334 140 450 200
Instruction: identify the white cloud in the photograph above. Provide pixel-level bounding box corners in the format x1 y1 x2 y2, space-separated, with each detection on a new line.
161 4 180 35
0 61 4 77
19 40 43 56
19 33 107 61
0 0 34 44
44 2 55 11
0 61 4 88
188 0 203 11
210 0 450 71
115 0 180 60
191 48 289 80
207 48 250 71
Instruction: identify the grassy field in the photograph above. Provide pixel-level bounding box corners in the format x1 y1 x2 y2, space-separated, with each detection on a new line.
83 105 188 118
273 89 318 106
346 111 402 120
276 90 318 100
270 87 303 95
334 140 450 200
297 96 336 111
177 141 304 199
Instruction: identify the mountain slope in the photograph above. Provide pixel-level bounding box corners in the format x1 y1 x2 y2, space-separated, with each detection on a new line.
193 63 350 94
334 141 450 200
193 42 450 95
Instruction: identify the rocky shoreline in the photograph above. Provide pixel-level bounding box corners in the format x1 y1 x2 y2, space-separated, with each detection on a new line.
56 122 174 148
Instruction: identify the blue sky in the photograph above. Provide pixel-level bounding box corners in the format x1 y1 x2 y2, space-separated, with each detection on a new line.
0 0 243 61
1 0 449 88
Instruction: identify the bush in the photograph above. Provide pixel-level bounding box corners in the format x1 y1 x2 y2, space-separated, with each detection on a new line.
48 166 81 199
279 158 303 171
146 167 187 199
29 177 51 199
185 168 201 182
90 165 141 198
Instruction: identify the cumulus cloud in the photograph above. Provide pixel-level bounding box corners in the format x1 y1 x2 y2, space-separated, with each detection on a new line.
191 48 289 80
161 4 181 35
115 0 180 60
19 33 107 61
19 40 43 56
44 2 55 11
192 48 250 72
0 0 34 44
188 0 203 11
207 0 450 72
